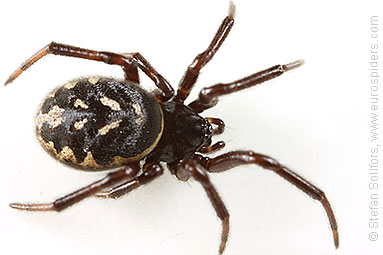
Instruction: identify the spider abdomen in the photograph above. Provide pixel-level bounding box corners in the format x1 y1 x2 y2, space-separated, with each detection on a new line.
35 76 163 170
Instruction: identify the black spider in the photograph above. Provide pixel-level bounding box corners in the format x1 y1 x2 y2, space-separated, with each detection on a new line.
5 2 338 254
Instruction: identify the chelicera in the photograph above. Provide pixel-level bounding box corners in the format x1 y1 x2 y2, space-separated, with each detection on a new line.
5 2 338 254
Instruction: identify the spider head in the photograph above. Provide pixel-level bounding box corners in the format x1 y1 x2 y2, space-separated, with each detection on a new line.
174 108 213 152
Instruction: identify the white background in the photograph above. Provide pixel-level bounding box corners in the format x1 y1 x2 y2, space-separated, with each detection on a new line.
0 0 378 254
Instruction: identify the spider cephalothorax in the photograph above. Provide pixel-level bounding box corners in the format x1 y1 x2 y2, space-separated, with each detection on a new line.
6 2 338 254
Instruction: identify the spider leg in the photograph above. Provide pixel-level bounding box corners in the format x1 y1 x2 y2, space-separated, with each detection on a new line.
175 2 235 102
188 60 304 113
9 163 140 212
4 42 174 102
197 150 339 249
120 53 140 83
177 159 229 255
96 163 164 199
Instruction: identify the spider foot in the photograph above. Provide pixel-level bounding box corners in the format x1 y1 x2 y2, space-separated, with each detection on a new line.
9 202 55 211
282 59 305 71
219 217 230 254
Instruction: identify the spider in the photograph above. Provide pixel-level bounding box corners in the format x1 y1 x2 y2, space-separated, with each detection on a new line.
5 2 338 254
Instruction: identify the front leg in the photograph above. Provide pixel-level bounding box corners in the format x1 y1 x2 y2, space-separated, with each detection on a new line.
175 2 235 103
9 163 140 212
189 60 304 113
197 150 339 249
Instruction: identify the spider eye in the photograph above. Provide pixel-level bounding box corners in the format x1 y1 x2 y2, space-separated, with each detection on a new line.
200 118 213 141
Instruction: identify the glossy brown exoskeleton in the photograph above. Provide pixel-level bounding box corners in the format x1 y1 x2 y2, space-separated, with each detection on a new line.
6 2 338 254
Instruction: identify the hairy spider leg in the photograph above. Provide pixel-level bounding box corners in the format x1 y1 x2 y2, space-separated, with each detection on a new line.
9 163 140 211
189 60 304 113
96 163 164 199
196 150 339 249
177 159 230 255
175 2 235 102
4 42 174 102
